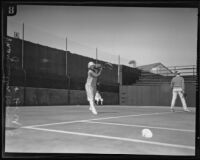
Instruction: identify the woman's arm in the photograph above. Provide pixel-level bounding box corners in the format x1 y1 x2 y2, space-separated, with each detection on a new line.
90 68 102 77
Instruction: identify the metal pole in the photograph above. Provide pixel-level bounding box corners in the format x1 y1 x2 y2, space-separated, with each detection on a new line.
96 48 98 64
68 75 70 105
22 23 26 106
66 36 70 105
66 37 68 76
22 23 24 69
118 55 121 84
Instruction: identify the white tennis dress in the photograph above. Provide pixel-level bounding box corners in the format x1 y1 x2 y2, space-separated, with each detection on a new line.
85 69 98 102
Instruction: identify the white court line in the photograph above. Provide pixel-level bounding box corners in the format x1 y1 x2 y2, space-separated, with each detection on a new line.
22 111 180 128
24 126 195 150
85 121 195 133
83 111 184 121
22 120 89 129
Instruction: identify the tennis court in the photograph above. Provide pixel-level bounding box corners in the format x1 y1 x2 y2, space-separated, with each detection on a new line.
5 105 195 155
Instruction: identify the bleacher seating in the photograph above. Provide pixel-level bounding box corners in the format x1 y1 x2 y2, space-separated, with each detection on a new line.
135 70 197 86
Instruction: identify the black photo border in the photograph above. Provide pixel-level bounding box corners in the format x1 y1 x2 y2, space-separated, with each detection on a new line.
1 0 200 159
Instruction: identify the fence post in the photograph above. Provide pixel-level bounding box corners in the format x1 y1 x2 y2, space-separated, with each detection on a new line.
118 55 121 85
22 23 24 69
66 37 68 76
96 48 98 65
66 36 71 105
22 22 26 106
68 74 71 105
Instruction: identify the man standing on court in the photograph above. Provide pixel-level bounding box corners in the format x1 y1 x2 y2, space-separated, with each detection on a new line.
170 71 191 112
95 90 103 105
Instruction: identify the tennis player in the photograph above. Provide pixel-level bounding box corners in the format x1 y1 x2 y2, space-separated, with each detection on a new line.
170 71 191 112
85 62 102 115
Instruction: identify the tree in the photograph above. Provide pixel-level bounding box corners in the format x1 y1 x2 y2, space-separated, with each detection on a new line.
129 60 136 68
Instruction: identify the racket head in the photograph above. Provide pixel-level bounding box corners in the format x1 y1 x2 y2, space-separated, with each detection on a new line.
104 62 113 70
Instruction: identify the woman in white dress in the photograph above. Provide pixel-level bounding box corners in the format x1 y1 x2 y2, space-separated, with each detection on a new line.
85 62 102 115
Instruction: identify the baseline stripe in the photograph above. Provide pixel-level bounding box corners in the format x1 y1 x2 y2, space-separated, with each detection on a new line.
24 127 195 150
85 111 183 121
22 111 180 128
22 120 88 128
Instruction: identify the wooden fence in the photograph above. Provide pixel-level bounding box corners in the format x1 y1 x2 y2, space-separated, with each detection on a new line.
120 82 196 107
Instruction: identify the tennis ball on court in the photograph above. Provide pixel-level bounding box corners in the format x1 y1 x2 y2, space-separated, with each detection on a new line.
142 129 153 138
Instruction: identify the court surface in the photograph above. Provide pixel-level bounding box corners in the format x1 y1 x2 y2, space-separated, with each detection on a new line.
5 105 196 155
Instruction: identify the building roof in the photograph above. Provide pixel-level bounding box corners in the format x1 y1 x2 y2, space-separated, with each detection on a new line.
137 62 173 73
137 63 161 70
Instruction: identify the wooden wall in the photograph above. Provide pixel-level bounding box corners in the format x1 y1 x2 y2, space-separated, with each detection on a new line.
6 86 119 106
120 82 196 107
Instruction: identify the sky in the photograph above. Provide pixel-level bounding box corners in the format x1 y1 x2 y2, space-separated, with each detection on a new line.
7 5 198 67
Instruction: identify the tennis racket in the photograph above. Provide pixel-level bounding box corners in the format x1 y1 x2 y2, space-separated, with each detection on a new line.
95 62 113 70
